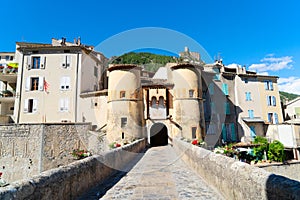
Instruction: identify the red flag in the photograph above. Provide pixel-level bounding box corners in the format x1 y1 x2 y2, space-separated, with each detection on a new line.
44 80 49 92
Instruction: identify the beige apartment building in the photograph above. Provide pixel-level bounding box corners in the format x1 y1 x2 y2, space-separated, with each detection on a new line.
0 52 18 123
13 38 108 126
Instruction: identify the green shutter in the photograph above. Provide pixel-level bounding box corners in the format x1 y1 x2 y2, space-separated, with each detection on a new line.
222 83 229 95
231 123 236 141
222 123 227 141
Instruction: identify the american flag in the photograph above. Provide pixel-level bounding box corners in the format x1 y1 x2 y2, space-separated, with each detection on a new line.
44 79 50 92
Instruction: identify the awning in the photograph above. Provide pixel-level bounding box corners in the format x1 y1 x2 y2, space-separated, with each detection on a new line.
242 117 265 123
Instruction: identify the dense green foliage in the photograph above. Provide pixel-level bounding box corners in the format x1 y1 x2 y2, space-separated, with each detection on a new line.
268 140 285 162
280 91 299 102
111 52 179 72
253 136 268 160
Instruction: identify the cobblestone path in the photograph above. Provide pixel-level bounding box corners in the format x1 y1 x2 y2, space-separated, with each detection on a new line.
78 145 224 200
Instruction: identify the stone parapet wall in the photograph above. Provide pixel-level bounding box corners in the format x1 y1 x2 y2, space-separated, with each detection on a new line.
0 123 107 183
258 162 300 182
173 138 300 200
0 138 146 200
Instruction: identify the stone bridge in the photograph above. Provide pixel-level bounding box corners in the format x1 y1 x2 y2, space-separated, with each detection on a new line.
1 138 300 200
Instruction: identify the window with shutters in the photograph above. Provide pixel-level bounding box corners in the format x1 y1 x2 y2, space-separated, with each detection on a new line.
31 56 45 69
264 80 273 90
245 92 252 101
59 98 69 112
62 55 71 68
248 110 254 119
60 77 70 91
24 99 37 113
27 77 44 91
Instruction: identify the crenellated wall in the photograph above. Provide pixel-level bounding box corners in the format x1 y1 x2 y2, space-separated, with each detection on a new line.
0 139 146 200
173 138 300 200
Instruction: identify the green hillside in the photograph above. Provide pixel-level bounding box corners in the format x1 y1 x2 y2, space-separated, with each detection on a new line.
279 91 299 102
111 52 179 72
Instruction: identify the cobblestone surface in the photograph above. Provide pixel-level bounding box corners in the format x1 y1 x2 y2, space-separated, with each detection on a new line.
78 145 224 200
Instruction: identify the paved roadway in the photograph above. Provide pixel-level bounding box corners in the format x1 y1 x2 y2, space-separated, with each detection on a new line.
78 145 224 200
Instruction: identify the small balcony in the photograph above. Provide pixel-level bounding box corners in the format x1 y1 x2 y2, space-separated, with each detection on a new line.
0 90 16 102
0 63 18 83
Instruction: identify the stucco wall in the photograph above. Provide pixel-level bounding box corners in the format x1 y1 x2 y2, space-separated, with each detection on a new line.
173 138 300 200
0 139 146 200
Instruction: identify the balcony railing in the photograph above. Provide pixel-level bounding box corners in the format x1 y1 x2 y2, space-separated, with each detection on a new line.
0 90 15 98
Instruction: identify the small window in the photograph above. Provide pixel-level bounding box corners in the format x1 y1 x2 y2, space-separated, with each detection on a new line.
94 66 98 78
121 117 127 128
122 132 125 139
248 110 254 119
24 99 37 113
191 127 197 138
120 91 126 98
31 78 39 91
189 89 194 98
246 92 252 101
32 57 40 69
5 56 9 60
244 78 248 83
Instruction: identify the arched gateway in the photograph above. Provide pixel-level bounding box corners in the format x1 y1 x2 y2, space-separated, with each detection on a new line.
150 123 168 146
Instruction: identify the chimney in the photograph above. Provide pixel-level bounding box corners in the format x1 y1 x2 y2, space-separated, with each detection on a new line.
184 46 189 52
61 37 66 46
77 37 81 45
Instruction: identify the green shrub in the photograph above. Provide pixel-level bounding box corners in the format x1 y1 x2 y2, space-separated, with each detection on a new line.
268 140 285 162
253 136 268 161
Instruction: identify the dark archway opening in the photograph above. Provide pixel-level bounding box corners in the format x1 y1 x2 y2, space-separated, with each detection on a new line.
150 123 168 146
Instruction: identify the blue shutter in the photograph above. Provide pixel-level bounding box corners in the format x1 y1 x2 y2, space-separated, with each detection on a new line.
231 123 236 141
248 110 254 119
225 102 230 114
269 81 273 90
222 123 227 141
222 83 229 95
250 126 256 138
245 92 248 101
274 113 279 124
249 92 251 100
272 96 276 106
267 96 270 106
264 81 268 90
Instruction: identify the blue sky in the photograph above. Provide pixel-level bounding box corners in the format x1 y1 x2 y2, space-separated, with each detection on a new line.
1 0 300 93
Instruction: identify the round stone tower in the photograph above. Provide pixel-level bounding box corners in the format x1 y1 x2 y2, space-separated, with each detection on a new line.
106 64 144 144
171 63 205 140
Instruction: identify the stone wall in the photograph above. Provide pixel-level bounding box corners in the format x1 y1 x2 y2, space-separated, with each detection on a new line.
173 138 300 200
0 139 146 200
258 162 300 182
0 123 107 183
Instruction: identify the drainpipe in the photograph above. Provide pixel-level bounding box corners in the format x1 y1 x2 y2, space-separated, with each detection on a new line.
17 52 25 123
75 52 79 122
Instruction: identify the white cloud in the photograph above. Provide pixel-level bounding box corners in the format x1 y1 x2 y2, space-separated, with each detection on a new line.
226 63 241 68
257 71 269 76
249 55 293 72
278 76 300 95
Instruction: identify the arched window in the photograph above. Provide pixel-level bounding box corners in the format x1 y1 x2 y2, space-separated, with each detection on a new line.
151 97 157 108
158 96 164 108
